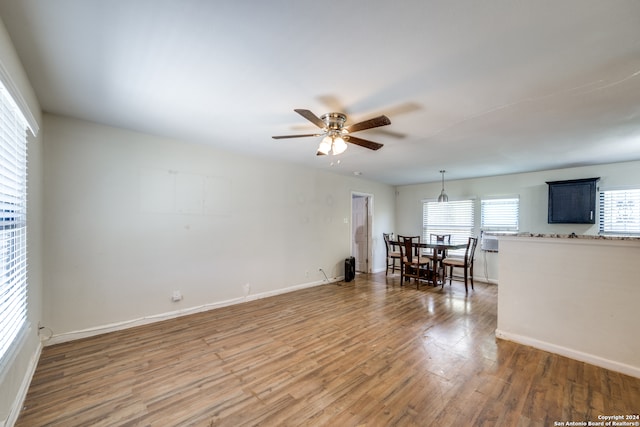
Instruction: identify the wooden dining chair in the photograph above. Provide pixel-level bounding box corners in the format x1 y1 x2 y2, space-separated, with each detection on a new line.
398 235 432 265
429 233 451 258
429 234 451 285
442 237 478 293
383 233 401 276
398 235 430 288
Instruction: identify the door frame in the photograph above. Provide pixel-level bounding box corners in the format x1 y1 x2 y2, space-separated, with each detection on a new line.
351 191 373 273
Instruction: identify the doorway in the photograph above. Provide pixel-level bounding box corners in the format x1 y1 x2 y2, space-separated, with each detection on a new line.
351 192 373 273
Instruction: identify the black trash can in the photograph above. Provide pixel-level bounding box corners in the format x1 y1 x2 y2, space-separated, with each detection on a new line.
344 256 355 282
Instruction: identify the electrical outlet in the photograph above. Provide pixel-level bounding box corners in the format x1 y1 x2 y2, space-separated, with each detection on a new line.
171 290 183 302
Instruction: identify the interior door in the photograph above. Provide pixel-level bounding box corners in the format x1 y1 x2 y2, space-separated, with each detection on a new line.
352 195 369 273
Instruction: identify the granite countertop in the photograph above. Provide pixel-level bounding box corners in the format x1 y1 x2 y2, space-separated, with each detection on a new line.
488 232 640 241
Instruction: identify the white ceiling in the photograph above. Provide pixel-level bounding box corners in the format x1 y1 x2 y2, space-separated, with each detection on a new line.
1 0 640 185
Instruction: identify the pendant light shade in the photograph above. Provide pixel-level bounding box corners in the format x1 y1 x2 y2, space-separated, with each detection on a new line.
437 170 448 202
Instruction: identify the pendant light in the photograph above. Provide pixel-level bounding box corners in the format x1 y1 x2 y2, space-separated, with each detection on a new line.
437 170 449 202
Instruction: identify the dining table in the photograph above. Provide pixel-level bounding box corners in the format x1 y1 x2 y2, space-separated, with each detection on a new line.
390 239 467 286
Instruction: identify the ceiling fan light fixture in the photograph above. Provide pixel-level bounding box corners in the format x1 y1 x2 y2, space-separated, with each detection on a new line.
332 136 347 155
437 169 449 202
318 137 332 155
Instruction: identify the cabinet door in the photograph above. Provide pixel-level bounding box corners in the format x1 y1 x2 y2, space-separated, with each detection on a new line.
547 178 598 224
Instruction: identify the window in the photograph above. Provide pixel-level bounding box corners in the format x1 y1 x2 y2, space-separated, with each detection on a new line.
481 196 519 232
0 81 29 365
599 188 640 235
422 199 475 256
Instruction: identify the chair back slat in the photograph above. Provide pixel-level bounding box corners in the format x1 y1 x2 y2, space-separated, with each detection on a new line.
468 237 478 262
430 234 451 244
398 235 415 262
383 233 392 256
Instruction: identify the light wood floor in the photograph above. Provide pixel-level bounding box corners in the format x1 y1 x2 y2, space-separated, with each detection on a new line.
17 273 640 426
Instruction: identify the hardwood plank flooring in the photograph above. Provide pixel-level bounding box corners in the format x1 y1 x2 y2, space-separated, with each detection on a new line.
17 273 640 426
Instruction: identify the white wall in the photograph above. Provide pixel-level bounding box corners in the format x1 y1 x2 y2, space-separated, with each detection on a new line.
42 114 395 340
0 17 44 427
497 236 640 378
394 161 640 283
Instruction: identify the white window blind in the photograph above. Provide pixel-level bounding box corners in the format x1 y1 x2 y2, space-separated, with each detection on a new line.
0 81 29 366
481 197 519 232
422 199 474 256
599 188 640 235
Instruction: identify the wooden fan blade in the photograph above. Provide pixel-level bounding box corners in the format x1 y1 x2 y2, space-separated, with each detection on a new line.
369 102 421 118
372 128 407 139
345 115 391 133
316 151 326 156
317 95 346 113
294 109 326 129
272 133 321 139
345 135 384 151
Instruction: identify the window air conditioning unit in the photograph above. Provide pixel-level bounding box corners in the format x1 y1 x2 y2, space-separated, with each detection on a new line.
480 233 499 252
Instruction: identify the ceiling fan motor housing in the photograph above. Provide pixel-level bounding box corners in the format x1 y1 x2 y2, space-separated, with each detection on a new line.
321 112 347 131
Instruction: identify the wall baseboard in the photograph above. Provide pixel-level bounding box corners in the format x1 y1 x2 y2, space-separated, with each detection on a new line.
3 342 42 427
45 278 341 346
444 274 497 286
495 329 640 379
324 270 498 286
479 277 498 285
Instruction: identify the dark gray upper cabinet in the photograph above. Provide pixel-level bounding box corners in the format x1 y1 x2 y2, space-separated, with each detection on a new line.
546 177 600 224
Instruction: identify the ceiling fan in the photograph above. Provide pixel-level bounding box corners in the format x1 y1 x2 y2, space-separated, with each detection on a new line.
272 109 391 155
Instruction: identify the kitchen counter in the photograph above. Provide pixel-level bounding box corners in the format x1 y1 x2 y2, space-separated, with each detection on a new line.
492 232 640 241
495 234 640 378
